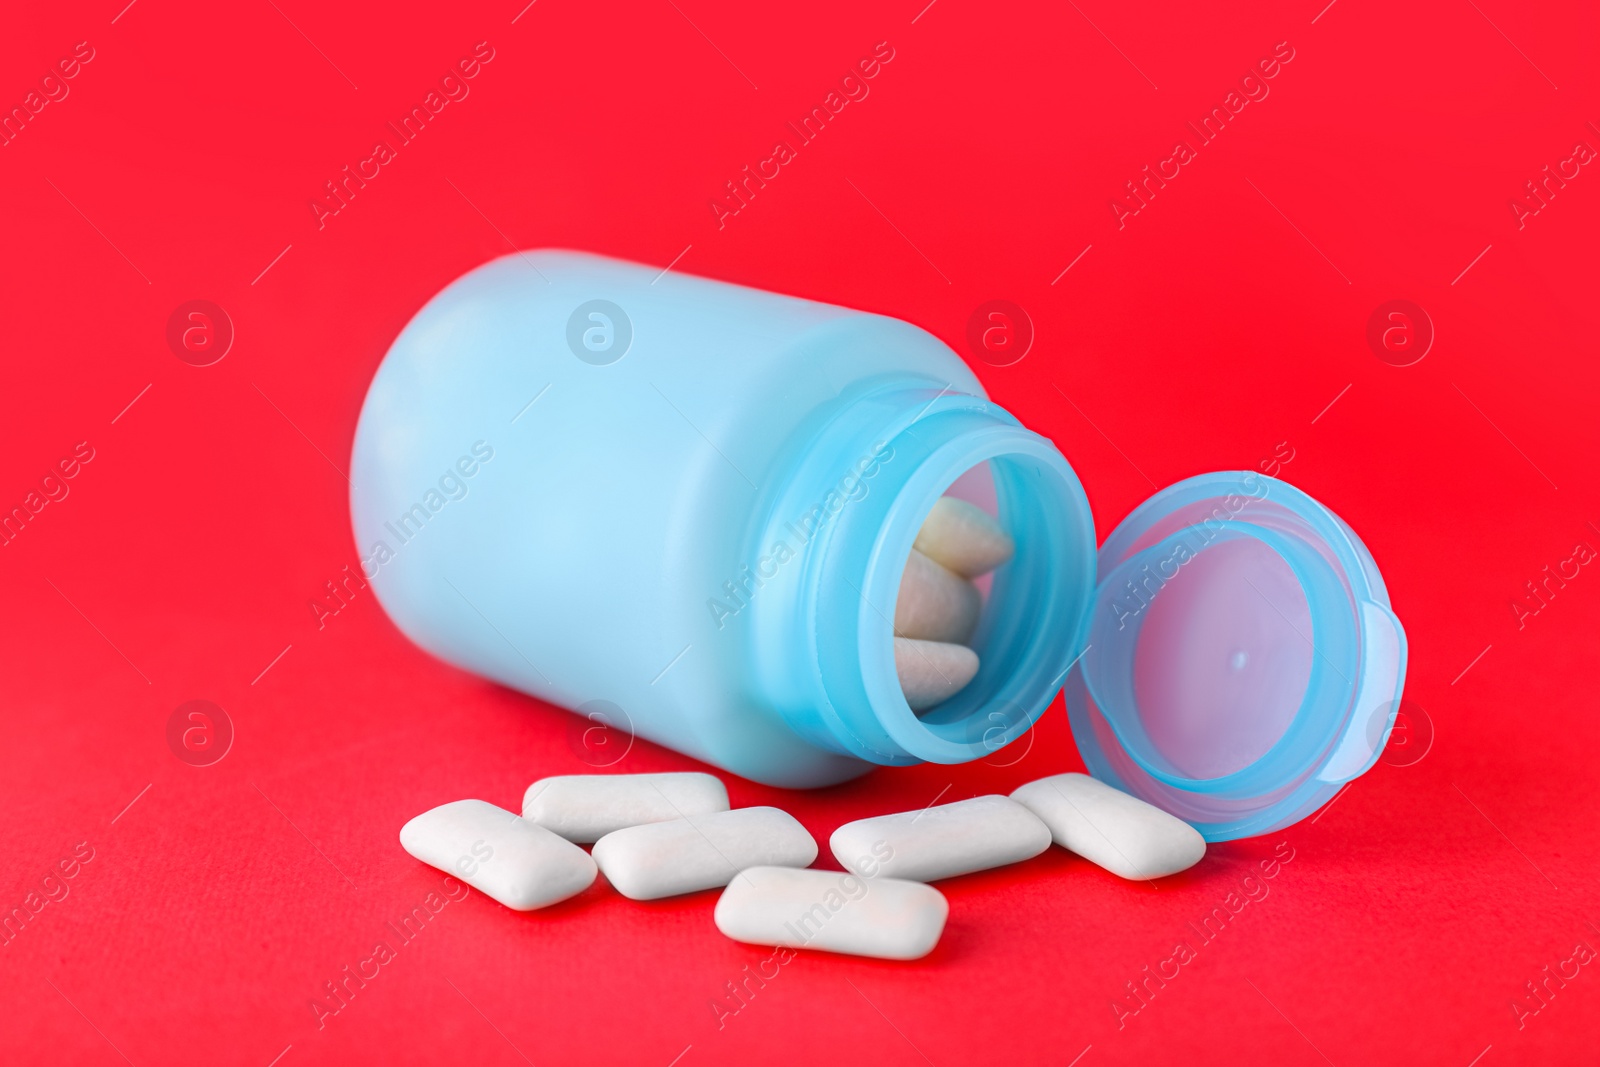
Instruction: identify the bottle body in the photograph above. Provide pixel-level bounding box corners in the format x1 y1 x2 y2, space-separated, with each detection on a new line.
350 251 1096 787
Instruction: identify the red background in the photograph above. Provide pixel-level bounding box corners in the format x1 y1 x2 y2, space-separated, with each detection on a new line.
2 0 1597 1063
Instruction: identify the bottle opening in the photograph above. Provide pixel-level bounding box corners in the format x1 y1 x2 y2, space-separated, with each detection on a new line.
884 460 1001 720
761 383 1097 768
842 400 1097 765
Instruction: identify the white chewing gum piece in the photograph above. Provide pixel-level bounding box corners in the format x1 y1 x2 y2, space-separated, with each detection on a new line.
592 807 817 901
399 799 597 910
830 795 1052 882
1010 773 1206 880
913 496 1015 578
894 638 980 711
521 772 729 844
894 548 980 644
714 866 948 961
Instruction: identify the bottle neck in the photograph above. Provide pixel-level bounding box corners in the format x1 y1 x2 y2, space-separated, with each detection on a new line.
750 379 1098 766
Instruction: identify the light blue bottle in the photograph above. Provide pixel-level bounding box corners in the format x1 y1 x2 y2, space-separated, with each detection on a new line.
351 250 1405 839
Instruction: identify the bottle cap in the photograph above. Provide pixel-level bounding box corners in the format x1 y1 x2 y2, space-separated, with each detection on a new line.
1064 472 1407 841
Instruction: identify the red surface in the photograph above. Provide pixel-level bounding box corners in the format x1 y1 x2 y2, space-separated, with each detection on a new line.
2 1 1597 1064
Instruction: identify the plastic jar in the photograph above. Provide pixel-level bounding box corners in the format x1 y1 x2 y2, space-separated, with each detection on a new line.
351 251 1405 838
